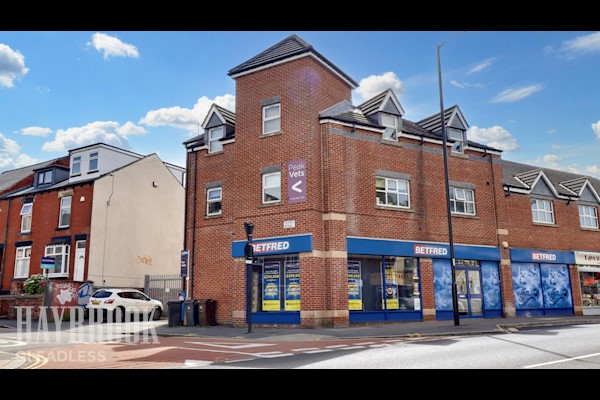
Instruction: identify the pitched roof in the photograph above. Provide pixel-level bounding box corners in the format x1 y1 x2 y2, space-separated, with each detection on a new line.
502 159 600 198
417 105 467 132
0 159 60 195
319 100 383 129
228 34 358 88
216 105 236 126
358 89 405 116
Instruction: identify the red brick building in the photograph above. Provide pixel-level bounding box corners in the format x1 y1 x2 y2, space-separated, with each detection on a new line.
184 35 600 327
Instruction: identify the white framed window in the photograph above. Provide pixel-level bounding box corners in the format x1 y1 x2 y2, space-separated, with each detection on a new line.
450 187 476 215
208 127 224 153
89 152 99 171
20 203 33 233
263 104 281 135
206 187 222 216
37 171 52 185
381 114 398 141
531 198 554 224
376 177 410 208
448 128 464 142
14 246 31 279
59 196 72 228
71 156 81 175
579 205 598 229
46 244 70 278
262 172 281 204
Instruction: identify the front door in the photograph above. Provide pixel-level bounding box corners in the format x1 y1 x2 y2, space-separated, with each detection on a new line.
456 268 483 317
74 240 86 282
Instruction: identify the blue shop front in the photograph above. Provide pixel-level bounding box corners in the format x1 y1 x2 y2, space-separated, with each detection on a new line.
347 237 503 323
510 248 575 317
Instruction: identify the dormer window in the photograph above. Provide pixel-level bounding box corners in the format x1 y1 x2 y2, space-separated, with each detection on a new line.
71 156 81 175
448 128 464 142
208 126 224 153
381 114 398 141
37 170 52 185
89 152 99 172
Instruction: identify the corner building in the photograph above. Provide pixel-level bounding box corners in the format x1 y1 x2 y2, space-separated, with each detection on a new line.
185 35 594 327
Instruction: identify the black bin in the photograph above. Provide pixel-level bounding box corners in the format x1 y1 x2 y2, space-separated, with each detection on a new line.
183 300 199 326
167 300 183 327
198 299 217 326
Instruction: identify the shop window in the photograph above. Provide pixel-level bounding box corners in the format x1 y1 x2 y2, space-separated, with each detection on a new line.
531 198 554 224
14 246 31 279
579 205 598 229
46 244 70 278
348 256 420 311
450 187 475 215
251 254 300 312
580 271 600 308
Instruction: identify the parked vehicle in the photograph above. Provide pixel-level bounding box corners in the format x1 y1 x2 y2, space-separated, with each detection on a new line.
88 288 163 321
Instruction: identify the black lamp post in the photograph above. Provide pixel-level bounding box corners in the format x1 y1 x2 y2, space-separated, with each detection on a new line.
244 222 254 333
437 36 463 326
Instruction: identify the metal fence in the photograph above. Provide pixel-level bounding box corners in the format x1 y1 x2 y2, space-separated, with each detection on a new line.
144 274 182 317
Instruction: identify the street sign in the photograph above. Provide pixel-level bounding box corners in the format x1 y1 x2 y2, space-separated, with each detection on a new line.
180 250 189 277
41 256 55 270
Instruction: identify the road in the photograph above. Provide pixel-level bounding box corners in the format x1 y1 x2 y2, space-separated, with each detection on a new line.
2 322 600 368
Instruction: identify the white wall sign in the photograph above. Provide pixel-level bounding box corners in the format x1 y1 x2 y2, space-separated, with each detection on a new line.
575 251 600 266
283 220 296 229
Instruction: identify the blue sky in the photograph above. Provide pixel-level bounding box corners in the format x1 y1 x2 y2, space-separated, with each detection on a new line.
1 31 599 176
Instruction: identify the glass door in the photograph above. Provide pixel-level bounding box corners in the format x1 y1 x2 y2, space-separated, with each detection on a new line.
456 268 483 317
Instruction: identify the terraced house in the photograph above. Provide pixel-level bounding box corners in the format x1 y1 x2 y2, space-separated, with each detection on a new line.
184 34 600 327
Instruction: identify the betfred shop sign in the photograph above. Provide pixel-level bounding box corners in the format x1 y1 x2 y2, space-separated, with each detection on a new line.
414 244 448 256
252 240 290 254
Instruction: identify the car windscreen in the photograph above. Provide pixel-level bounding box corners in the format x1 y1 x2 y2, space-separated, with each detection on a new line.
91 291 112 298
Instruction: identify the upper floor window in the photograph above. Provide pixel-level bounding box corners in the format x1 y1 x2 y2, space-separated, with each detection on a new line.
263 104 281 135
20 203 33 233
376 177 409 208
208 127 224 153
450 187 475 215
89 152 99 171
46 244 70 278
262 172 281 204
579 205 598 229
531 198 554 224
448 128 464 142
59 196 72 228
14 246 31 279
381 114 398 141
37 170 52 185
71 156 81 175
206 187 222 216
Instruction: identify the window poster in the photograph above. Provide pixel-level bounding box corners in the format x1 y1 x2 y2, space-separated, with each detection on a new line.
262 262 281 311
285 261 301 311
540 264 573 309
348 261 362 310
512 263 543 309
383 263 399 310
482 262 502 311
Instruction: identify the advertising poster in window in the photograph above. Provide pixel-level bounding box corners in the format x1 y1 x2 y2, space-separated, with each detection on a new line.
433 259 453 311
285 261 301 311
348 261 362 310
383 264 399 310
262 262 281 311
482 262 502 311
540 264 573 309
511 263 543 309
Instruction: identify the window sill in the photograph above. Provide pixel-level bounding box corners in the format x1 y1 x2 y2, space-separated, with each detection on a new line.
55 226 70 231
87 170 99 174
451 213 479 220
581 227 600 232
381 138 402 147
376 205 414 213
47 274 68 279
532 222 559 228
260 131 283 138
259 202 282 208
12 277 27 281
204 214 223 220
450 152 469 159
18 232 31 236
205 150 224 157
71 173 81 177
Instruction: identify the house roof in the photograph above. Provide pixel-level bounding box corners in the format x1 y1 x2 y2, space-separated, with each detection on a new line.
68 142 144 158
502 159 600 197
216 105 236 126
357 89 405 116
228 34 358 88
0 159 61 195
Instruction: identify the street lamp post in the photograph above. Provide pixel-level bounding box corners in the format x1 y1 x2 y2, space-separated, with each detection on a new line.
437 37 461 326
244 222 254 333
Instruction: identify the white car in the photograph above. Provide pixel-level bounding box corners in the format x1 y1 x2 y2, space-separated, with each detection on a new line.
88 288 163 321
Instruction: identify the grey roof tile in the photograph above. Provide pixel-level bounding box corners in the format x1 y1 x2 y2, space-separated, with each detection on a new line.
417 105 461 132
215 104 236 126
358 90 388 116
0 159 60 195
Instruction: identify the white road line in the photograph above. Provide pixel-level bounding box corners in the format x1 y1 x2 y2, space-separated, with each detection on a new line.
369 344 388 348
355 342 376 345
326 345 348 349
339 346 365 350
258 353 294 358
255 351 283 356
304 349 333 354
292 347 319 352
524 352 600 369
383 339 403 343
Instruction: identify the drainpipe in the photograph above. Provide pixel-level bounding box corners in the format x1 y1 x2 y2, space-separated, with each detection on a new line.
190 149 198 299
0 198 11 290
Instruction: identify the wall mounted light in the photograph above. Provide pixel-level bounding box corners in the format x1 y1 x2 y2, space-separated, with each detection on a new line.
152 181 159 188
502 241 509 249
80 196 85 202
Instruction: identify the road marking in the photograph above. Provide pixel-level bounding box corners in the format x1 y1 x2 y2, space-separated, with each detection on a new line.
255 351 283 355
184 360 213 368
355 342 376 345
383 339 403 343
369 344 388 348
19 352 48 369
326 345 348 349
292 347 319 352
184 341 276 350
339 346 365 350
304 349 333 354
257 353 294 358
524 352 600 369
0 339 27 348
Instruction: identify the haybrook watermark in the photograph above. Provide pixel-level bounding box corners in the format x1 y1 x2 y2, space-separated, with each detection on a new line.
18 350 110 363
15 306 160 344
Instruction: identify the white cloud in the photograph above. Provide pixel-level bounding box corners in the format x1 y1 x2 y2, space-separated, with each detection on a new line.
140 94 236 132
42 121 147 152
467 58 494 75
550 144 563 150
528 154 564 169
468 125 519 152
355 72 403 101
18 126 53 137
450 80 464 89
87 33 139 60
566 163 600 178
450 80 484 89
0 43 29 88
490 84 543 103
546 129 556 135
0 133 37 169
592 121 600 139
560 32 600 59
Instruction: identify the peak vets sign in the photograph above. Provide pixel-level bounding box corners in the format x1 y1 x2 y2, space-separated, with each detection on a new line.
287 160 306 204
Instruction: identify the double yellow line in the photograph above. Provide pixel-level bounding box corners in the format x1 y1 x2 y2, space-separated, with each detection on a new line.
17 352 48 369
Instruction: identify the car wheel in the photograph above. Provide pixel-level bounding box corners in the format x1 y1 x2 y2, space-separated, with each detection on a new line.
150 307 162 321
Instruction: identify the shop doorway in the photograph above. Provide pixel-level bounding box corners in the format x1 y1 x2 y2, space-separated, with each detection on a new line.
456 267 483 317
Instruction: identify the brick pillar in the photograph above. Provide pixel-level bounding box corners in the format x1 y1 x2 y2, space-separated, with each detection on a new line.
569 264 583 316
499 259 516 318
420 258 436 321
231 258 246 327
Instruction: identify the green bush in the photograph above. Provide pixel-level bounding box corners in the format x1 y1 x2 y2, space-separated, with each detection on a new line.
23 274 48 295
